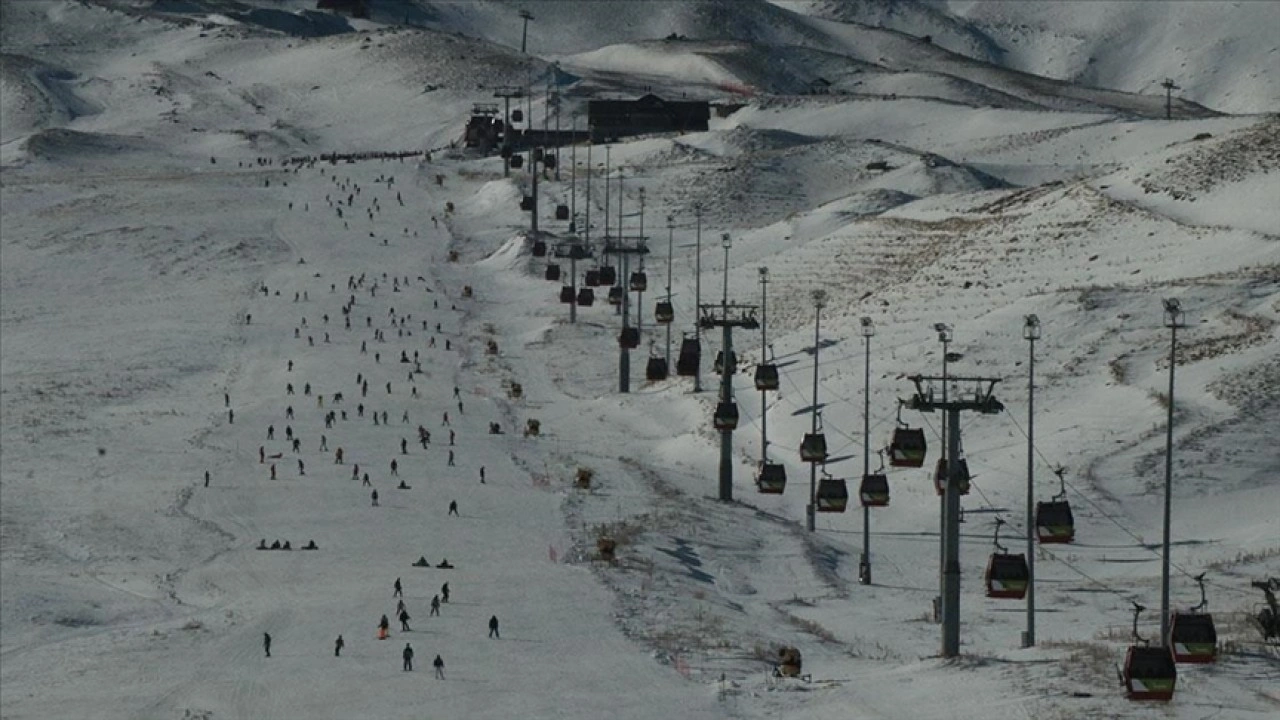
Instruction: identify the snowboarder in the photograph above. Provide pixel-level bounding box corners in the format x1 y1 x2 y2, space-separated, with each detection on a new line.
403 643 414 671
488 615 499 639
394 578 402 597
430 595 440 616
264 632 272 657
448 500 458 517
334 635 344 657
433 654 444 679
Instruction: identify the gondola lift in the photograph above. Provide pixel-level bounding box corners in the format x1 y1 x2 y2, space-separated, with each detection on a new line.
713 401 739 431
676 334 700 377
1169 573 1217 664
816 469 848 513
576 287 595 306
984 518 1028 599
1121 602 1177 700
859 451 890 507
544 263 560 282
887 403 927 467
1036 467 1076 544
655 300 674 324
756 460 786 494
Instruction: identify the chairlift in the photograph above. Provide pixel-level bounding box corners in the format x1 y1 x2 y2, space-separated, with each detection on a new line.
555 204 570 221
576 287 595 306
1169 574 1217 664
816 472 848 513
1035 467 1075 543
510 154 524 169
585 269 602 287
645 356 669 381
655 300 674 324
607 286 623 305
676 335 700 376
618 327 640 349
934 457 971 496
598 266 617 286
629 271 647 292
984 518 1028 599
799 432 827 464
1122 602 1177 700
887 404 927 467
559 286 574 304
713 350 737 375
754 363 779 391
544 263 560 282
531 239 547 257
756 461 786 494
713 401 739 431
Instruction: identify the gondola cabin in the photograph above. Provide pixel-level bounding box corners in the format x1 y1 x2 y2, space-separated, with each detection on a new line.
511 154 524 169
559 286 574 303
816 478 849 512
676 337 700 376
756 462 786 494
543 153 557 169
629 271 647 292
618 327 640 349
888 427 927 467
510 109 523 123
576 288 595 306
1169 612 1217 664
598 266 617 286
859 473 890 507
933 458 970 495
655 301 674 324
713 402 739 431
799 433 827 463
607 286 623 305
645 357 669 381
545 264 561 282
1035 500 1075 544
531 240 547 257
984 553 1029 599
585 270 601 287
520 194 533 211
555 204 570 220
754 363 779 391
713 350 737 375
1123 646 1176 700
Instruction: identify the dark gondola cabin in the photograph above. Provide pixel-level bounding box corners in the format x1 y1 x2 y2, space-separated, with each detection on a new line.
859 473 890 507
543 153 557 169
676 337 700 376
816 478 848 512
984 553 1029 599
511 154 524 169
1169 613 1217 664
585 270 601 287
559 286 574 303
713 350 737 375
799 433 828 463
570 244 589 260
646 357 669 381
713 402 739 430
754 363 779 391
629 271 647 292
520 195 533 211
576 288 595 306
531 240 547 257
510 109 523 123
545 264 561 282
756 462 786 494
655 301 674 324
1035 500 1075 543
555 204 570 220
888 427 927 467
933 458 970 495
1124 646 1176 700
607 286 623 305
598 266 617 286
618 327 640 349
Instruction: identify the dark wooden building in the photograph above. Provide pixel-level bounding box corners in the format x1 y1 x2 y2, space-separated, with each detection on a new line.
587 94 710 142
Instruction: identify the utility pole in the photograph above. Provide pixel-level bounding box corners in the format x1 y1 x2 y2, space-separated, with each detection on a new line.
693 203 704 393
807 289 828 533
1023 314 1041 647
1161 78 1179 121
518 9 533 54
637 189 646 341
935 322 953 621
603 145 611 241
607 237 650 393
906 375 1005 657
1160 298 1185 646
859 316 875 585
665 215 674 368
584 141 592 247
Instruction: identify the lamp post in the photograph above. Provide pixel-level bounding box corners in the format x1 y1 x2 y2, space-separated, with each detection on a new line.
935 322 953 621
693 203 703 392
1160 298 1184 646
717 233 734 501
807 289 828 532
665 215 674 368
1023 314 1041 647
859 316 875 584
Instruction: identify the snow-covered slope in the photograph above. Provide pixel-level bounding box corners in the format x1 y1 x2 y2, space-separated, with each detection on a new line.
2 2 1277 720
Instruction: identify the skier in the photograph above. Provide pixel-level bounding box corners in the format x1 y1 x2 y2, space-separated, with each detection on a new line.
442 412 449 427
441 582 450 603
403 643 414 671
430 595 440 616
263 632 272 657
433 654 444 679
447 450 455 467
390 459 398 476
401 438 408 455
204 470 210 488
270 464 277 481
399 609 411 631
371 489 379 506
394 577 402 597
488 615 500 639
260 446 265 464
334 635 344 657
448 500 458 517
449 430 455 446
479 466 485 484
378 614 391 640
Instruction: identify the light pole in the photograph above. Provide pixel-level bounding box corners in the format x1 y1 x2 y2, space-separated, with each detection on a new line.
717 233 734 501
1160 298 1184 646
1023 314 1041 647
859 316 875 585
615 168 624 316
569 113 577 231
665 215 674 368
693 203 704 392
935 322 953 621
807 289 828 533
584 141 592 246
518 9 533 54
759 268 770 473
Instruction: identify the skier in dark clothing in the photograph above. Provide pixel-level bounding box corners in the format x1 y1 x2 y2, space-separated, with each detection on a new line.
399 609 411 631
334 635 344 657
447 450 455 467
448 500 458 516
371 489 379 506
430 595 440 616
403 643 414 671
264 632 272 657
433 654 444 679
394 578 402 597
441 582 450 603
204 470 210 488
488 615 500 638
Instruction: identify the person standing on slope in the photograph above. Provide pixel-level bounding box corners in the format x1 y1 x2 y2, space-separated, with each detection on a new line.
263 632 272 657
433 654 444 679
334 635 344 657
402 643 414 671
488 615 499 639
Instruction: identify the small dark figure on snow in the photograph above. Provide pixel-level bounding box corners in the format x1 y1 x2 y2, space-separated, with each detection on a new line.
441 582 450 603
394 578 402 597
437 559 453 569
413 556 429 567
447 450 455 467
402 643 414 671
334 635 344 657
448 500 458 517
430 595 440 616
371 489 379 506
433 654 444 679
390 459 398 476
204 470 210 488
399 609 411 631
264 632 272 657
488 615 500 639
